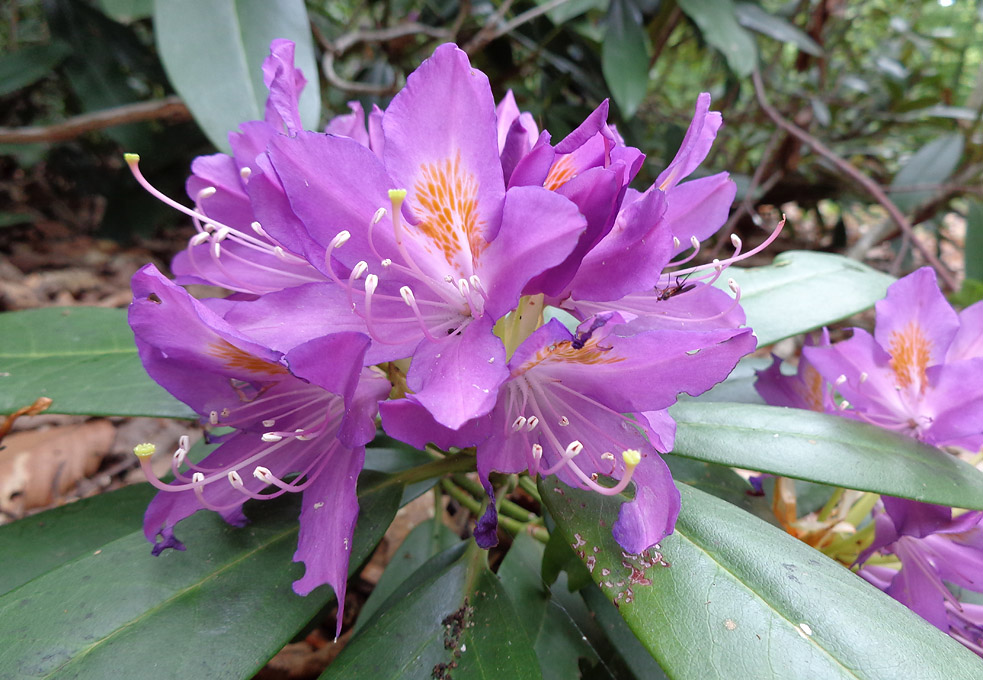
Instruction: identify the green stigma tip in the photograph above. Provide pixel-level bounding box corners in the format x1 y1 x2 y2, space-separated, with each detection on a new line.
133 442 156 458
622 449 641 467
124 153 140 163
388 188 408 201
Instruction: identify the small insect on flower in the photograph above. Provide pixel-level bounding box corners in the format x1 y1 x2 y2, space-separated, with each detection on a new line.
656 273 695 301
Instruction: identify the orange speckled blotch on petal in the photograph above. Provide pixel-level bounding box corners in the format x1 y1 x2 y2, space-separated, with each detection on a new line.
514 338 626 376
412 152 486 262
544 155 578 191
888 321 931 392
206 340 288 375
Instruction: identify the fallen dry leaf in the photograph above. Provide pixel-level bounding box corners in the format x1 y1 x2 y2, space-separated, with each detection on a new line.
0 419 115 517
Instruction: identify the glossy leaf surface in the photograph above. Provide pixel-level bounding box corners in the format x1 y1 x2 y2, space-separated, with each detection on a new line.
154 0 320 152
725 250 894 347
0 471 402 679
0 307 193 418
541 480 983 679
670 401 983 509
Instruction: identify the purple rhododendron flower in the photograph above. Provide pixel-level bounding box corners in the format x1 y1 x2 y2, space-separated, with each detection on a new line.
755 329 835 413
127 39 773 597
800 267 983 451
857 497 983 655
129 265 387 635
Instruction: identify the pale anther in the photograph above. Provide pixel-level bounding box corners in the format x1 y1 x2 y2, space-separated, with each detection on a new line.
859 372 868 383
262 432 283 442
512 416 527 431
209 410 219 425
262 419 275 427
372 207 387 224
331 230 351 248
240 167 252 180
835 374 848 386
365 274 379 295
400 286 416 306
198 186 217 199
730 234 742 248
192 472 205 485
352 261 368 280
228 470 244 489
558 416 570 427
531 444 543 460
673 236 680 249
526 416 540 431
381 258 392 267
190 232 210 246
254 466 274 482
565 440 584 457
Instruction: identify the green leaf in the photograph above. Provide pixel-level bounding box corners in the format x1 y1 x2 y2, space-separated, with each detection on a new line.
677 0 758 77
98 0 152 22
734 3 823 56
581 584 668 680
602 0 651 118
724 250 895 347
669 401 983 510
889 133 964 213
323 543 542 679
541 480 983 679
153 0 321 152
0 43 72 97
0 485 155 595
964 200 983 283
0 307 193 418
498 533 611 680
353 517 461 633
0 470 403 679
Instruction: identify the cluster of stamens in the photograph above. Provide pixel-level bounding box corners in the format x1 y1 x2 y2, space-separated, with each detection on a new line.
133 386 341 510
833 371 930 435
125 154 323 295
324 189 491 346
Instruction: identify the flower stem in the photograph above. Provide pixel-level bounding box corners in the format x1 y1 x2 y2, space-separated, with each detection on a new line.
440 478 549 543
450 473 541 524
373 450 477 490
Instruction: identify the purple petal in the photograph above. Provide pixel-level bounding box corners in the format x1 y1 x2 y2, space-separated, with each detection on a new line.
664 173 736 254
292 442 364 640
382 43 505 244
405 315 508 429
325 101 369 146
479 185 587 318
612 454 681 553
380 396 492 450
873 267 959 370
262 39 306 135
567 188 672 301
655 93 721 191
950 300 983 362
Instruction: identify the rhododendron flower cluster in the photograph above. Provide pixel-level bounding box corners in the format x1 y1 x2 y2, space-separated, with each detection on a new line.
128 40 768 633
755 267 983 655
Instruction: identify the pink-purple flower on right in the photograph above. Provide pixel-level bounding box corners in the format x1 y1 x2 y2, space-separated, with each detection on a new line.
755 266 983 655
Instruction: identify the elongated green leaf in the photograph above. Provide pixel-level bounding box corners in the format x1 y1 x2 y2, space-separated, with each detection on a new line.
602 0 650 118
890 133 964 213
541 481 983 679
669 402 983 509
0 43 72 96
581 584 669 680
677 0 757 76
965 200 983 283
734 3 823 56
0 471 403 679
354 518 461 633
0 485 155 595
154 0 320 152
324 543 542 679
724 250 895 347
0 307 192 418
499 533 612 680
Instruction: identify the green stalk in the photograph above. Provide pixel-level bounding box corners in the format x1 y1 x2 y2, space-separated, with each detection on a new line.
440 478 549 543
